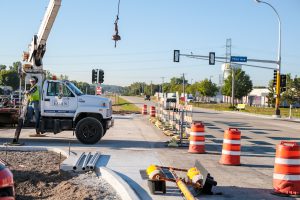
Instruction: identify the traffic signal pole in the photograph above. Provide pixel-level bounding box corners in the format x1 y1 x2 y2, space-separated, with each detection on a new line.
275 70 281 116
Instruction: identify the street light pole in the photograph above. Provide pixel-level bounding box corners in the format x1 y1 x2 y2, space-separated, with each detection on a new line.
255 0 281 116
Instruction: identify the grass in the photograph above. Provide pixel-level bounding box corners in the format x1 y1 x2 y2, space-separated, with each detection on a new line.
111 96 141 113
191 102 300 119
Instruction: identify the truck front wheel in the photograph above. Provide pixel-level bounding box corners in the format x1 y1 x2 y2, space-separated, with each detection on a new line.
75 117 103 144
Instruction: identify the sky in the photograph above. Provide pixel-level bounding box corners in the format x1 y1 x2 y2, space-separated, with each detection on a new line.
0 0 299 87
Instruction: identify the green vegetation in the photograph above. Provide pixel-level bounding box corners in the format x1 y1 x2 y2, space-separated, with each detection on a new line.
112 96 140 113
191 102 300 119
222 68 253 99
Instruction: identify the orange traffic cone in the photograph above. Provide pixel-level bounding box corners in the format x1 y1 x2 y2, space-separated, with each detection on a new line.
219 128 241 165
188 122 205 154
273 141 300 196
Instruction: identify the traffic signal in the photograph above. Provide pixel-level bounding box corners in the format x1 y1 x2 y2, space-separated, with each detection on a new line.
173 50 180 62
280 74 286 88
98 70 104 83
92 69 98 83
273 70 277 87
209 52 215 65
280 74 287 93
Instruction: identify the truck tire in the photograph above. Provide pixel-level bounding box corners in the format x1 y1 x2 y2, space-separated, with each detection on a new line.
75 117 103 144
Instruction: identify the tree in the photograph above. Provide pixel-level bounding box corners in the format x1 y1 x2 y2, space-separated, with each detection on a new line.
0 65 6 71
281 74 300 107
198 79 218 97
0 68 19 90
294 76 300 100
267 80 275 107
222 68 253 101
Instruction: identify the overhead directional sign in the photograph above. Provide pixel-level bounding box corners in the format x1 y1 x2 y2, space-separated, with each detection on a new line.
230 56 247 62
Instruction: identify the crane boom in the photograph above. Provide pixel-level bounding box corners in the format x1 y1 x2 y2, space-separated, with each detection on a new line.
24 0 61 69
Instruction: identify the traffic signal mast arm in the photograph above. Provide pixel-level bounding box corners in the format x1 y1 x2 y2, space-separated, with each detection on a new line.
23 0 61 69
180 53 278 70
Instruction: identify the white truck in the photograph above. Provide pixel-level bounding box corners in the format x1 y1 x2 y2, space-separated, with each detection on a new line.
12 0 113 145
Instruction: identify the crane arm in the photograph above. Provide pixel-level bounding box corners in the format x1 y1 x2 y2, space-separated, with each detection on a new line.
25 0 61 67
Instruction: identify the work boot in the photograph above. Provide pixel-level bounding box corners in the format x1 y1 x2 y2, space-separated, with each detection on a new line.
36 129 41 135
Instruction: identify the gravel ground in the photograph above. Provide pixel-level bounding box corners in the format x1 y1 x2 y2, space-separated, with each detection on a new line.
0 151 121 200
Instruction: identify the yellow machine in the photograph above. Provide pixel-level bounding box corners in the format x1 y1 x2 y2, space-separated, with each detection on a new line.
146 160 217 199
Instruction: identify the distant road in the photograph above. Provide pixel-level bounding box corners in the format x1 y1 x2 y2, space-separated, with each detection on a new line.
121 96 156 109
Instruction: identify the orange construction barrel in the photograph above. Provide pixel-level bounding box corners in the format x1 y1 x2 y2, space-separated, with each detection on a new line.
219 128 241 165
150 106 156 117
188 122 205 154
273 141 300 196
142 104 148 115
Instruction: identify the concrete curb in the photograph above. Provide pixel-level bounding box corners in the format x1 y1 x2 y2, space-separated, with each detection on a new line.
0 145 70 157
96 166 140 200
224 110 300 122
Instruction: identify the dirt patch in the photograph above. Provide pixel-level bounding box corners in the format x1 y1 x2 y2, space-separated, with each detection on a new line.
0 151 121 200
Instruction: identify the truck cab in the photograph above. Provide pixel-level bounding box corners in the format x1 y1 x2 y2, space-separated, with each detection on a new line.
36 79 113 144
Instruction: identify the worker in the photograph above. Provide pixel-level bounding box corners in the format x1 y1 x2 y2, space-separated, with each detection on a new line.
25 77 40 134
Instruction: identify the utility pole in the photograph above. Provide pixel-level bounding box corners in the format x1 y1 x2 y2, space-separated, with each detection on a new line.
225 38 235 106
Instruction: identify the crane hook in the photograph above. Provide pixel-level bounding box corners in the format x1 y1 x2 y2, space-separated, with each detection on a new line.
112 0 121 48
112 15 121 48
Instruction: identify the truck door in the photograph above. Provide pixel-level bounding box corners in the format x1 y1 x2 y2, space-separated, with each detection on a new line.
42 81 78 117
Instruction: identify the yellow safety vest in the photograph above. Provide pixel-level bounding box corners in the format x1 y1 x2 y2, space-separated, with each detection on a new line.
28 85 40 102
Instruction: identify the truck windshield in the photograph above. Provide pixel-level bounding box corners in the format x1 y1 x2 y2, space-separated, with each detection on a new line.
66 82 83 96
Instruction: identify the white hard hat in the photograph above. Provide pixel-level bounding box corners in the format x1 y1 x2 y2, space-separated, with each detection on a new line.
30 77 37 82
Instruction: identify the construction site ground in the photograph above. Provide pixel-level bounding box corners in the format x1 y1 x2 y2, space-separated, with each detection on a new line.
0 98 300 199
0 151 120 200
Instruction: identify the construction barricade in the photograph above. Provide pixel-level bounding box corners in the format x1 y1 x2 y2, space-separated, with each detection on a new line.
273 141 300 196
150 101 193 146
184 105 193 135
219 128 241 165
188 122 205 154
